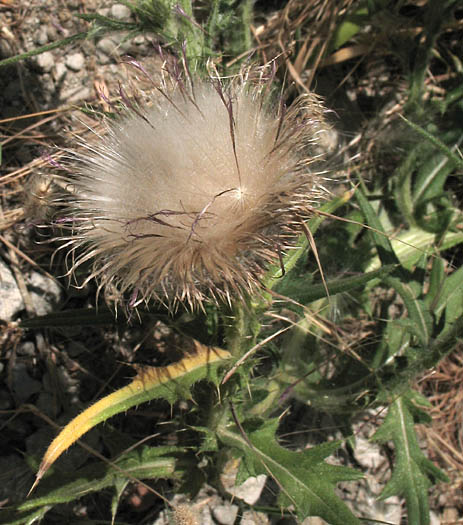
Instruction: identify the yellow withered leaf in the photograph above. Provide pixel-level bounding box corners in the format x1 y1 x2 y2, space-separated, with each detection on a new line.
29 341 231 496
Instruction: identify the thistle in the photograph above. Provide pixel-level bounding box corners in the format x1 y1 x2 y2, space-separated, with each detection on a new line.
56 60 329 311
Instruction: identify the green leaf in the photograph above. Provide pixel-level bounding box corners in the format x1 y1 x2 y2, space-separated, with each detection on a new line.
275 264 396 306
357 187 434 347
372 391 448 525
218 418 362 524
1 446 184 525
355 187 400 267
366 227 463 272
433 264 463 336
111 477 129 525
328 8 368 52
0 32 90 69
399 116 463 171
0 506 52 525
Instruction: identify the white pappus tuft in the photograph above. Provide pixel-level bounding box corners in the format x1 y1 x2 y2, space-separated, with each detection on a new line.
56 60 330 311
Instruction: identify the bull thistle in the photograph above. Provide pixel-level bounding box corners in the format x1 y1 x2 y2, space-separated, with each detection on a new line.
56 58 329 311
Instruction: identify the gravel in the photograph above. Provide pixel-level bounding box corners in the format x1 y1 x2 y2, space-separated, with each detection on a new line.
0 259 24 321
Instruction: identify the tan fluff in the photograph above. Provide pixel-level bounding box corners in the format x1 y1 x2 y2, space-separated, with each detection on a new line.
57 64 328 310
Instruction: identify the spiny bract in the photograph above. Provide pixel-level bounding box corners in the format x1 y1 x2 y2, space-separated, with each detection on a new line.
57 62 329 311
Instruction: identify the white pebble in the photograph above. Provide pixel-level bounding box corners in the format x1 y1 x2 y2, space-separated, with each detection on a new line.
0 259 24 321
35 51 55 73
96 37 119 56
35 27 48 46
53 62 67 81
111 4 131 20
65 52 85 72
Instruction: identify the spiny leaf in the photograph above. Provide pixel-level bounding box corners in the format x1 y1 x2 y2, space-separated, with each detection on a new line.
218 418 362 524
372 390 448 525
399 115 463 171
29 342 231 495
356 187 434 347
2 446 184 525
355 186 400 267
274 263 396 307
366 227 463 272
111 476 129 525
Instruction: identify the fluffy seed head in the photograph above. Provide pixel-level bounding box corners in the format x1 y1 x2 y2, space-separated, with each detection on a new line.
57 62 329 311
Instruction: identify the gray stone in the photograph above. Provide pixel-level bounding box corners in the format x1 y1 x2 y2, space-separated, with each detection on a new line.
228 474 267 505
96 51 111 65
212 505 238 525
18 341 36 356
132 34 145 46
0 259 24 321
96 51 111 66
35 391 58 417
240 510 269 524
0 456 32 502
111 3 132 20
96 7 110 17
0 38 13 58
35 27 49 46
96 37 119 57
11 362 42 403
35 51 55 73
46 25 58 41
53 62 67 82
28 271 62 315
0 389 12 410
61 85 91 103
65 52 85 71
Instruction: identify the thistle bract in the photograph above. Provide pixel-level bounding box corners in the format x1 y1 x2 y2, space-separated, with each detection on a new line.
58 63 328 310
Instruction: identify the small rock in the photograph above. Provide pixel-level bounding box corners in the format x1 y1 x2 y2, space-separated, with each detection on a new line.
241 510 269 524
53 62 67 82
35 391 58 417
212 505 238 525
28 271 62 315
35 51 55 73
96 37 119 57
46 25 58 41
18 342 36 356
11 362 42 403
0 38 13 58
67 341 87 357
0 259 24 321
96 7 110 17
0 456 33 503
35 27 49 46
65 86 91 103
0 389 12 410
228 474 267 505
132 34 145 46
65 52 85 71
111 3 132 20
96 51 111 65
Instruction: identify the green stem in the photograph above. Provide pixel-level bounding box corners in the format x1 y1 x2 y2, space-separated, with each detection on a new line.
0 32 89 69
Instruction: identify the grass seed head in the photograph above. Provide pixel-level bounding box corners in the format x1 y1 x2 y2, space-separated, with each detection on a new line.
57 62 329 311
